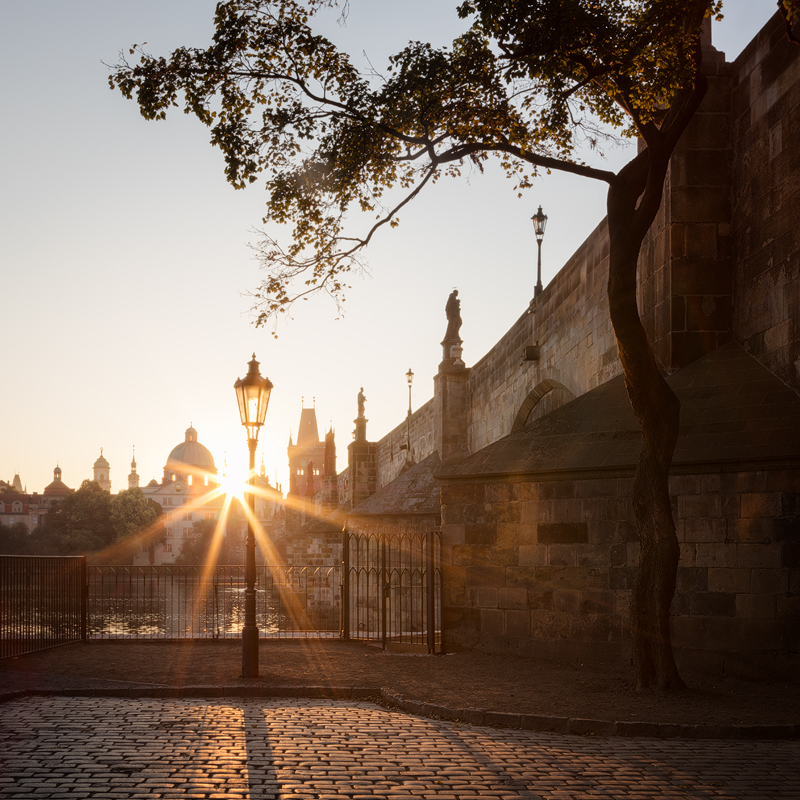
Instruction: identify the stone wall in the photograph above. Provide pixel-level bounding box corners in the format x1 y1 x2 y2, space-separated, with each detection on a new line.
468 220 621 454
369 218 622 490
732 12 800 392
282 531 342 567
362 13 800 497
440 468 799 672
374 399 436 488
637 41 734 371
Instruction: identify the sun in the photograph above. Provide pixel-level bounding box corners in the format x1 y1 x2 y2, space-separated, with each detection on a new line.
219 464 249 501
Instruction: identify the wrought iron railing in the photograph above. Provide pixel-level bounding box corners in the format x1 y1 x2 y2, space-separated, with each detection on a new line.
0 555 86 659
342 530 442 653
2 542 441 652
86 565 341 639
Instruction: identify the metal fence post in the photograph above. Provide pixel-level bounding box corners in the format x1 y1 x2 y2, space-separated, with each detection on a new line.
437 531 445 655
80 557 87 642
381 535 387 651
341 530 350 640
426 532 435 655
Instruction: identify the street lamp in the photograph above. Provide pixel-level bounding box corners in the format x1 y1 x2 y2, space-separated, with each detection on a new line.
234 353 273 678
532 205 548 298
405 368 414 456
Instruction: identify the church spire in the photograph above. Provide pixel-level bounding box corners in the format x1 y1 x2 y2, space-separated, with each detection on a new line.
128 446 139 490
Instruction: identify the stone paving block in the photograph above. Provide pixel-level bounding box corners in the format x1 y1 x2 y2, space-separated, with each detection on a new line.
1 697 800 799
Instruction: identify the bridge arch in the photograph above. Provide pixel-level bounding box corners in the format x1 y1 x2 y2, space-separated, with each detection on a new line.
510 379 576 433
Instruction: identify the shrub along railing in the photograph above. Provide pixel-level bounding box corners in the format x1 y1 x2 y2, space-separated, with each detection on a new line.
0 555 86 659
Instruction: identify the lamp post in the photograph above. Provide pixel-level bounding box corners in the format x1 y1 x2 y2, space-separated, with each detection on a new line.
405 368 414 456
234 353 273 678
532 205 548 298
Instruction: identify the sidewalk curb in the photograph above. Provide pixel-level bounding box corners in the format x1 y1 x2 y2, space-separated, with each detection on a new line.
378 690 800 740
2 686 798 740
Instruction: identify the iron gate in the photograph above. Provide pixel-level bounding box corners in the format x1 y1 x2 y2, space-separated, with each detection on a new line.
342 529 442 653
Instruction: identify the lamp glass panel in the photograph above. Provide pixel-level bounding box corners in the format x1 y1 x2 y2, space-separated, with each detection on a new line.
247 395 259 426
234 380 247 426
256 386 272 425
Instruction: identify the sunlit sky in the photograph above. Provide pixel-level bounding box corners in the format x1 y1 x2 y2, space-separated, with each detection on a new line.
1 1 774 497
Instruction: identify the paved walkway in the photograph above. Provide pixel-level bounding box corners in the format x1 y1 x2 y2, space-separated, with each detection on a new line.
1 697 798 799
4 641 799 737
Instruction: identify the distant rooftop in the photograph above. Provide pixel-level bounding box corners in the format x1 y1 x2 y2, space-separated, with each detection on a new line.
349 452 442 517
296 408 320 447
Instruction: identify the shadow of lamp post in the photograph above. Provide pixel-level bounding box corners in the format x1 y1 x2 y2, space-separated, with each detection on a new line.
234 353 273 678
532 205 548 298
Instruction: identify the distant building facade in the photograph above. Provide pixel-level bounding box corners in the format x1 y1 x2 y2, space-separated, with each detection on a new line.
134 425 224 565
0 466 73 531
92 449 111 492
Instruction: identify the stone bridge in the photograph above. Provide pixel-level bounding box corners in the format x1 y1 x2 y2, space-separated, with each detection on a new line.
333 12 800 670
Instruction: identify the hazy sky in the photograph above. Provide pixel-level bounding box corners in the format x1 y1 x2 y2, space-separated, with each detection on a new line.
1 1 775 496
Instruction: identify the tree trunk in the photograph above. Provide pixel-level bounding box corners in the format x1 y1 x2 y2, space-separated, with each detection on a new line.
606 154 686 691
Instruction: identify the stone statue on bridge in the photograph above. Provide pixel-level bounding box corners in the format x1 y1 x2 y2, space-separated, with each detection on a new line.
444 290 462 343
442 289 465 365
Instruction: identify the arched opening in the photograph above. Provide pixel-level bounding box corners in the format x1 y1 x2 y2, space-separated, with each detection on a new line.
511 379 576 433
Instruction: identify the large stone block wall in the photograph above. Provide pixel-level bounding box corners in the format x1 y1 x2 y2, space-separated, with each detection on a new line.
638 46 734 371
440 469 798 672
282 531 342 567
732 12 800 392
435 365 471 460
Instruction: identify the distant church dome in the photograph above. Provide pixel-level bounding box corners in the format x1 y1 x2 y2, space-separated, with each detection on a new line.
163 425 217 483
94 451 110 469
44 465 72 497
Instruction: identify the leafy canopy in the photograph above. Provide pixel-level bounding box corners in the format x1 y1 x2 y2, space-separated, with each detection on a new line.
111 0 716 324
110 487 161 541
46 479 115 545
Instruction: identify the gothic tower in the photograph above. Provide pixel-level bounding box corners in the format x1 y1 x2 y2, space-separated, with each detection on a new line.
286 402 326 529
287 405 326 502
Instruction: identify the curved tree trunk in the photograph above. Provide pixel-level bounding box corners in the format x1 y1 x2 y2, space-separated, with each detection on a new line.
606 152 685 691
600 8 710 685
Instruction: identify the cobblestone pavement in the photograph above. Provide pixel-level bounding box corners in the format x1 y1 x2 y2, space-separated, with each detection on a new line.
1 698 798 799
